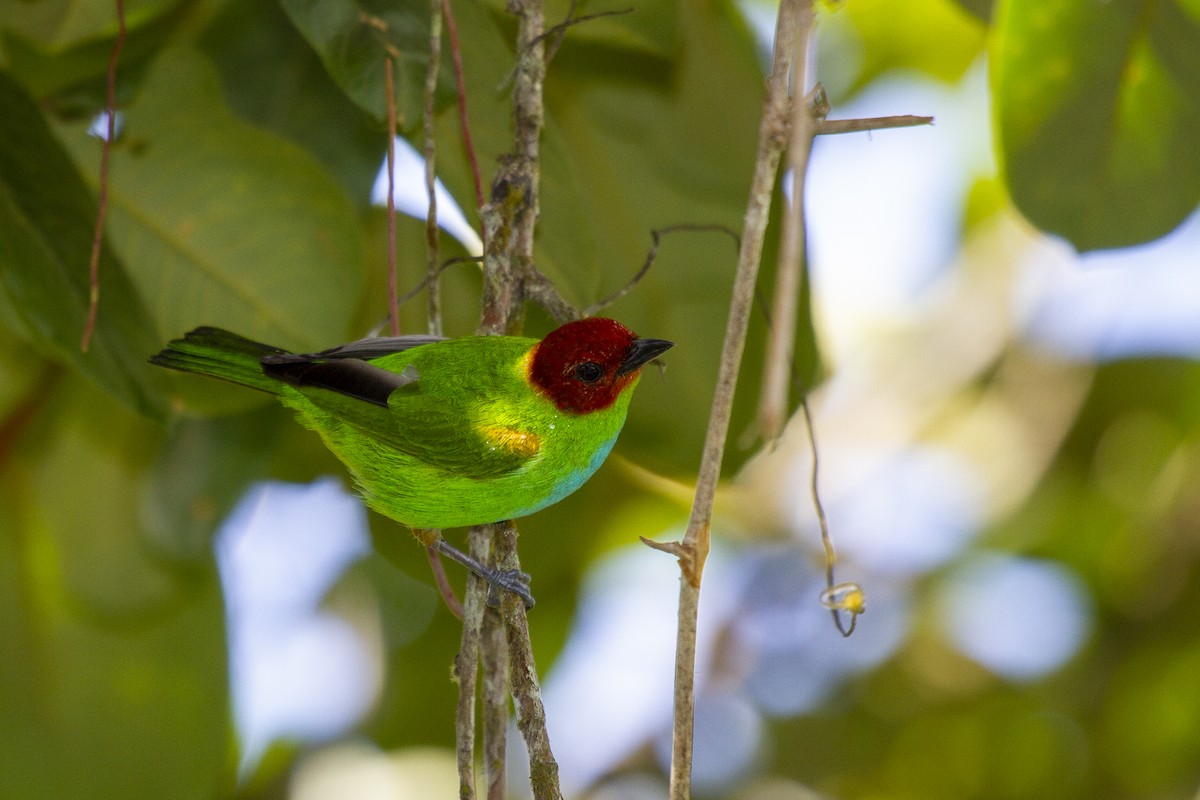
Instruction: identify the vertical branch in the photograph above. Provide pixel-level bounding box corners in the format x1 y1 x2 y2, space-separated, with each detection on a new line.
756 5 815 441
424 0 444 336
478 0 545 336
384 55 401 336
466 2 561 798
483 2 559 795
482 608 509 800
80 0 126 353
646 4 806 799
453 529 490 800
507 0 544 274
497 522 561 800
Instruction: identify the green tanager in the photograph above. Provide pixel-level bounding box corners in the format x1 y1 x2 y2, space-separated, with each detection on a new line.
150 317 673 606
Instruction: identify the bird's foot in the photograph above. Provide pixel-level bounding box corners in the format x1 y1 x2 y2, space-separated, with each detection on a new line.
433 538 536 610
481 567 535 610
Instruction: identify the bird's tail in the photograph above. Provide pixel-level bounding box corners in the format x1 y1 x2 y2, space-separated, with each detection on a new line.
149 327 289 394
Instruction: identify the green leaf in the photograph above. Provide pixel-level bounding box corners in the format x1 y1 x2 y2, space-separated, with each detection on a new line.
141 406 287 565
0 0 177 51
0 376 230 800
0 68 166 419
56 45 366 352
0 0 185 109
200 0 384 207
820 0 985 100
992 0 1200 251
279 0 453 126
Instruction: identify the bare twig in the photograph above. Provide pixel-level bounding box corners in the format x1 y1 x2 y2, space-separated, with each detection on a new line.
584 224 739 318
650 4 806 799
393 255 483 313
482 607 509 800
384 55 401 336
539 3 634 63
815 114 933 135
443 0 486 214
799 397 863 636
424 0 444 336
80 0 126 353
756 17 816 442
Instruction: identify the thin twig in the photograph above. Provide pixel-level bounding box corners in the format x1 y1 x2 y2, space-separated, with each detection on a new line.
80 0 126 353
394 255 483 313
584 224 739 318
653 4 805 799
815 114 933 135
799 397 861 636
539 4 634 62
424 0 444 336
756 20 816 442
443 0 486 214
385 55 401 336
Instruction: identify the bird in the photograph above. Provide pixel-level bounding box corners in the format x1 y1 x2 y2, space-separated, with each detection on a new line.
150 317 674 608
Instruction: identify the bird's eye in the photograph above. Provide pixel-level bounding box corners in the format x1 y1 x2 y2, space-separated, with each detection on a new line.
573 362 604 383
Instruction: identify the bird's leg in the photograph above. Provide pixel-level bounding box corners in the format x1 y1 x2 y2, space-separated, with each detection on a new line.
434 538 535 609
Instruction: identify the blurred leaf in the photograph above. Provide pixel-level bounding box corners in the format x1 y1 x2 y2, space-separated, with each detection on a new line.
141 405 286 565
0 0 185 111
1100 632 1200 795
822 0 985 101
200 0 383 207
279 0 453 126
56 45 366 352
0 68 166 419
0 0 177 50
991 0 1200 250
0 375 230 800
948 0 993 22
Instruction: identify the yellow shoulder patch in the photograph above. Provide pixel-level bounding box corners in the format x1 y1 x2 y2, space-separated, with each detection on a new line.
479 424 541 458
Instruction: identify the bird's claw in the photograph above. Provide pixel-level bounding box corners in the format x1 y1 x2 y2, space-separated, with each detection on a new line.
484 568 535 610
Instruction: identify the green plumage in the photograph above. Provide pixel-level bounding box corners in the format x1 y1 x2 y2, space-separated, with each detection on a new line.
150 326 642 529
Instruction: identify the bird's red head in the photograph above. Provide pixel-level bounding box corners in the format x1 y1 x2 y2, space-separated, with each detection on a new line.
528 318 674 414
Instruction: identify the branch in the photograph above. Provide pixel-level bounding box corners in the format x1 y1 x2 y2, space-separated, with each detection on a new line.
498 521 561 800
472 3 562 798
652 3 807 798
482 606 509 800
80 0 126 353
424 0 444 336
384 55 401 336
815 113 933 135
452 529 489 800
443 0 486 214
756 29 815 443
584 224 739 319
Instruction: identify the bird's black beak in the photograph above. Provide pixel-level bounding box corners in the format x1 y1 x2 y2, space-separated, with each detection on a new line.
618 338 674 376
